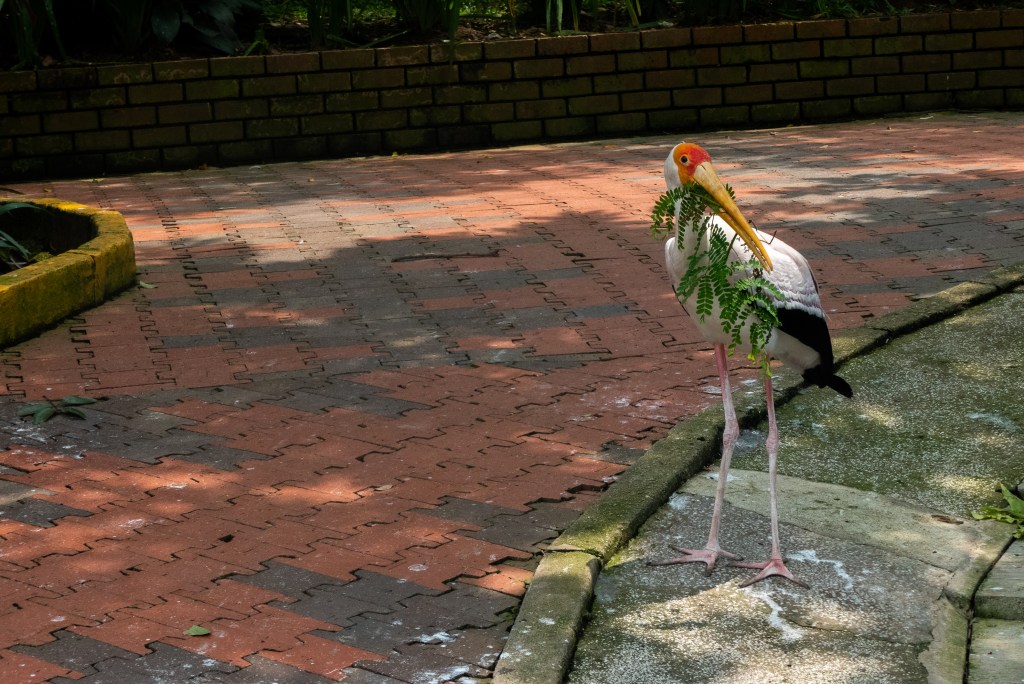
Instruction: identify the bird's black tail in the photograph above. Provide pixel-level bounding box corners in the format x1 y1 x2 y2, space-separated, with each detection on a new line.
803 367 853 398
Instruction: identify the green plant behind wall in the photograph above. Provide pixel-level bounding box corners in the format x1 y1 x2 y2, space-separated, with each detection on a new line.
0 0 67 67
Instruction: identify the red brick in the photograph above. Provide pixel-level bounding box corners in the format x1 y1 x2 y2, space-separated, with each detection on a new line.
0 649 79 681
796 19 846 39
589 32 641 52
430 42 482 63
641 27 691 49
69 612 173 654
537 34 589 55
744 22 794 42
484 39 536 59
266 53 321 73
900 12 950 33
259 634 384 678
377 535 530 590
848 16 899 36
950 9 1001 29
692 24 743 45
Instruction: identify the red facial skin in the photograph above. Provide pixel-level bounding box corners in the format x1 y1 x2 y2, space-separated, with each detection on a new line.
671 143 713 183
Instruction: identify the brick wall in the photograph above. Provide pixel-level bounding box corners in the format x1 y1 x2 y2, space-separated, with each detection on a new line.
1 9 1022 180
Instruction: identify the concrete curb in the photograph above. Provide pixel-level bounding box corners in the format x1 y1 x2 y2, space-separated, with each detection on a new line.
0 199 136 349
492 262 1024 684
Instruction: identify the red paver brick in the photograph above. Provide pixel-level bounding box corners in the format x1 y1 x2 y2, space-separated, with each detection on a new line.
258 634 384 678
462 565 533 597
180 578 295 615
278 540 389 582
519 327 596 356
163 604 339 667
0 648 81 681
68 611 175 655
128 594 250 629
160 347 243 387
377 535 531 590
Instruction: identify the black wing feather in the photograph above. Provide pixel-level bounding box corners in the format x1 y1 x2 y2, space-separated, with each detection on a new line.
775 305 853 398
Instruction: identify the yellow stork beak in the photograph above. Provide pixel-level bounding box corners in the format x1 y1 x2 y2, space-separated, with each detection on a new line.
692 161 773 271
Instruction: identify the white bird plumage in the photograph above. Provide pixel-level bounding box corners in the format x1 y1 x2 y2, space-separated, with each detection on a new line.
652 142 851 587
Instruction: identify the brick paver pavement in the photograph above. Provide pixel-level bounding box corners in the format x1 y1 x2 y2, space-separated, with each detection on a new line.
1 111 1023 682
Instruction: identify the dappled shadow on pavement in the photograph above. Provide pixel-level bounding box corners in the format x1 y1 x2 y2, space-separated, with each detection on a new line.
0 111 1021 682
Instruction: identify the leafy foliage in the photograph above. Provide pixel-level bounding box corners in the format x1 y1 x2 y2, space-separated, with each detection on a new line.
17 396 97 424
972 483 1024 539
1 0 965 66
391 0 462 37
151 0 260 54
0 201 43 272
0 228 31 269
651 184 782 375
98 0 154 52
0 0 66 68
305 0 352 46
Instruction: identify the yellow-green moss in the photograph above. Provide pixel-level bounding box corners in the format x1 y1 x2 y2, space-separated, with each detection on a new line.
0 199 136 348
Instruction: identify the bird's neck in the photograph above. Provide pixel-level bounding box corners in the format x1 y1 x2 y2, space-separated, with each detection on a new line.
674 206 705 257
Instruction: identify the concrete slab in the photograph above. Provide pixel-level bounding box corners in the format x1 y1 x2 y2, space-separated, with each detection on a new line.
975 539 1024 621
570 488 966 684
731 290 1024 520
565 288 1024 684
968 619 1024 684
681 472 1006 605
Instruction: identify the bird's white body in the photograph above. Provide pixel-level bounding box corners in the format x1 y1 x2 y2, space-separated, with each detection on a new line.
664 216 824 373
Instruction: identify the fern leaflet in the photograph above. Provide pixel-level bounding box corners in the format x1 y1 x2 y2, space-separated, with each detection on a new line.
653 184 784 376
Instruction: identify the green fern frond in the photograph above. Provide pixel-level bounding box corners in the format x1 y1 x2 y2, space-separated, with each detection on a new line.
652 182 783 375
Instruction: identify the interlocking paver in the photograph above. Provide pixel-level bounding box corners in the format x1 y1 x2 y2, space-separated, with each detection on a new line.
2 112 1023 680
10 629 138 678
58 642 238 683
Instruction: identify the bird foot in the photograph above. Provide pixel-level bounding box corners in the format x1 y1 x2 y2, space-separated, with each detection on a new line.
649 545 741 575
731 557 808 588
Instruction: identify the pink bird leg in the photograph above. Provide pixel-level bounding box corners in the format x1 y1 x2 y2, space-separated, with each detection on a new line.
729 375 807 587
650 345 742 573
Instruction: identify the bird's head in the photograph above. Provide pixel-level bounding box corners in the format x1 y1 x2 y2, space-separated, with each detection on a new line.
665 142 773 271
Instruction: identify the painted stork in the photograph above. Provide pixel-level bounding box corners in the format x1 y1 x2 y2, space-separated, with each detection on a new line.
653 142 852 587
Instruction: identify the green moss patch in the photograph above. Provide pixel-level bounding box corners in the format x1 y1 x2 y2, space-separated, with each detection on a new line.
0 199 136 348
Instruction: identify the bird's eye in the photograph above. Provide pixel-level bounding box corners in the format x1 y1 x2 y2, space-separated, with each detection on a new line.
680 155 689 164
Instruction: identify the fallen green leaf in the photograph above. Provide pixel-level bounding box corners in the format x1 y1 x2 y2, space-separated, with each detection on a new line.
17 404 44 417
1002 483 1024 518
183 625 211 636
972 483 1024 539
138 280 157 289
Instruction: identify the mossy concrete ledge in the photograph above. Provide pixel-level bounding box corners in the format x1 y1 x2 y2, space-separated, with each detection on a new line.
0 199 136 348
493 551 601 684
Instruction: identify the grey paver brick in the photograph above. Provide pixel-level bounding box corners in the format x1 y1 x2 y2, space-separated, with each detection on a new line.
284 584 386 625
0 497 92 527
415 496 527 527
60 642 237 684
355 642 490 683
10 629 139 677
173 444 271 470
232 559 349 597
397 583 520 630
317 614 424 653
336 666 408 683
465 517 560 553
